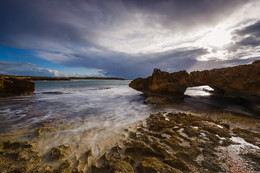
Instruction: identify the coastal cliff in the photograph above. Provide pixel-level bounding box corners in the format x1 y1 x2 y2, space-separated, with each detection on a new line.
0 76 35 97
129 60 260 104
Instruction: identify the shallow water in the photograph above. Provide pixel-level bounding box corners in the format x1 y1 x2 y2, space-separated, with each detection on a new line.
0 81 257 159
0 80 149 132
0 80 155 160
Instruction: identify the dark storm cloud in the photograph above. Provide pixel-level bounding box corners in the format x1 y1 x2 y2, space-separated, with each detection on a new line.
229 20 260 51
0 0 255 77
65 48 207 78
0 0 99 48
0 0 245 46
188 57 260 72
122 0 247 29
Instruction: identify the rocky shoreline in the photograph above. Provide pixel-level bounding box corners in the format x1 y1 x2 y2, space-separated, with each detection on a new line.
1 112 259 172
129 61 260 111
1 61 260 172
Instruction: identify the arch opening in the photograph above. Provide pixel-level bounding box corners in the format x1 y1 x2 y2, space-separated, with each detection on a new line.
184 85 214 97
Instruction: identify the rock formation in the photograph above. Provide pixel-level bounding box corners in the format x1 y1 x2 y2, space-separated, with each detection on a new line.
129 60 260 104
91 112 260 172
0 76 35 97
1 112 260 172
51 144 72 160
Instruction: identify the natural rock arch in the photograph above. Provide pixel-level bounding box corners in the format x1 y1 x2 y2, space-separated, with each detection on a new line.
129 60 260 104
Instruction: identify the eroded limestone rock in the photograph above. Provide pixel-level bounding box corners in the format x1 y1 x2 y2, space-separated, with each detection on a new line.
51 144 72 160
91 112 260 172
139 157 182 173
129 60 260 104
0 140 52 172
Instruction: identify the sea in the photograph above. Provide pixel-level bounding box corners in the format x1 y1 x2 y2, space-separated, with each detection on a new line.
0 80 256 159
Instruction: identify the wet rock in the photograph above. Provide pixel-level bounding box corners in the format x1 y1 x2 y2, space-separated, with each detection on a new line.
0 140 52 172
85 149 93 165
233 128 260 147
202 124 231 138
97 112 260 172
1 140 33 150
123 155 136 167
35 126 44 136
124 140 162 159
112 160 134 173
54 160 72 173
2 112 258 172
202 156 223 172
241 152 260 170
163 157 190 171
51 144 72 160
139 157 182 173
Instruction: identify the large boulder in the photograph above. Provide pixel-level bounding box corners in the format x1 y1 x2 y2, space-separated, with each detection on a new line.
129 69 190 97
0 76 35 97
129 60 260 103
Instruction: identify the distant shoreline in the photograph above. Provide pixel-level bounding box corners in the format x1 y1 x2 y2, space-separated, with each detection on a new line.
0 75 126 81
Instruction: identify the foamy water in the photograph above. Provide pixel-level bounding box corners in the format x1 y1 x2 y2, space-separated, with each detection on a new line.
0 80 257 161
0 80 156 160
0 80 149 131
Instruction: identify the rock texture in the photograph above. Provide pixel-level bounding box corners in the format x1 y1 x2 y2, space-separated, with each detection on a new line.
91 112 260 172
129 60 260 103
0 76 35 97
1 112 260 172
51 144 72 160
189 60 260 96
0 140 52 172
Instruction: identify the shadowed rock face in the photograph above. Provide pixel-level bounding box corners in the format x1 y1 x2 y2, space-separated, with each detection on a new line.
0 76 35 97
129 70 190 98
129 60 260 102
190 60 260 96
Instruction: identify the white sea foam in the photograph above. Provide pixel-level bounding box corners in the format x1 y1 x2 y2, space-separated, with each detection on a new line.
0 80 153 158
0 80 257 159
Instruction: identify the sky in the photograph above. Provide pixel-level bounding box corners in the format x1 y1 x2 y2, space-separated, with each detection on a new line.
0 0 260 78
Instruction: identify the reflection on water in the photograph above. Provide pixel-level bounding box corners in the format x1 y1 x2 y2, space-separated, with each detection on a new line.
184 85 214 96
0 80 257 160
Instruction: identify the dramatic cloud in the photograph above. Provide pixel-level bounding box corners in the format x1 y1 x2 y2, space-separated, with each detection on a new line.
0 0 259 78
231 20 260 50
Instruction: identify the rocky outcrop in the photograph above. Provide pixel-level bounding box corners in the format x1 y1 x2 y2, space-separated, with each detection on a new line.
189 60 260 96
130 60 260 103
51 144 72 160
130 70 190 98
0 140 52 172
91 112 260 172
0 76 35 97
